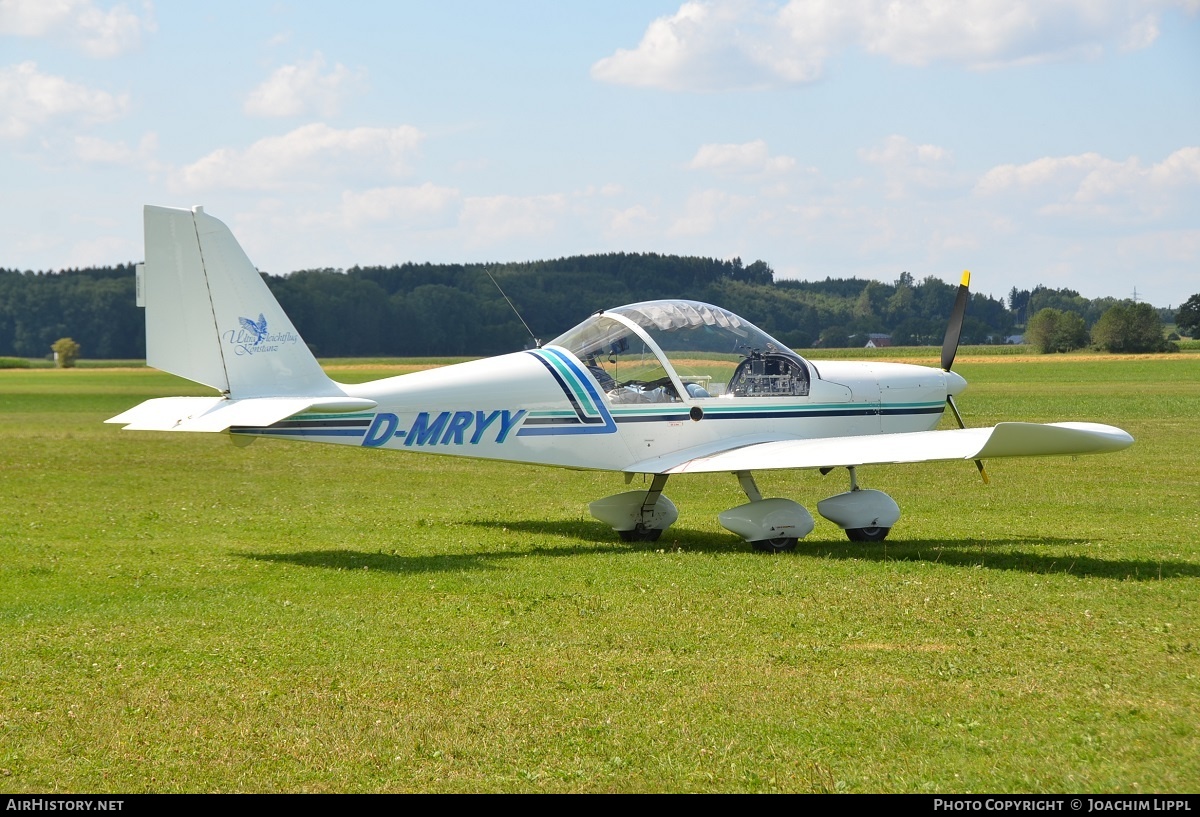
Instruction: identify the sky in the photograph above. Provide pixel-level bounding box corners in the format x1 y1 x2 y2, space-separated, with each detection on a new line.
2 0 1198 310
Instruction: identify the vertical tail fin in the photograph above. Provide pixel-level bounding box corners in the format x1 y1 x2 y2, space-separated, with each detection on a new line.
142 205 336 399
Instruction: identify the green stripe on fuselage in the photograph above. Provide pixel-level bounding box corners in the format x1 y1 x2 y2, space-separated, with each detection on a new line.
540 352 600 417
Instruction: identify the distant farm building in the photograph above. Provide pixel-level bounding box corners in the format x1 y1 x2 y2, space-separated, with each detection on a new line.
864 334 893 348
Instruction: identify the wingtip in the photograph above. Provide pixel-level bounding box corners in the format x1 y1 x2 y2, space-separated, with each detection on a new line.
961 270 971 287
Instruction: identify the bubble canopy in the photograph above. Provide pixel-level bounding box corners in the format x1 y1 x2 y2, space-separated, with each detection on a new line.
547 300 811 401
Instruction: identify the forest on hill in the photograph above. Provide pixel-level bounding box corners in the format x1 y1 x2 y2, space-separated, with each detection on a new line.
0 255 1177 359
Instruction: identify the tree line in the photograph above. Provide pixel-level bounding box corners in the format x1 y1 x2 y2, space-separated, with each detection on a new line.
1020 285 1192 354
0 256 1188 360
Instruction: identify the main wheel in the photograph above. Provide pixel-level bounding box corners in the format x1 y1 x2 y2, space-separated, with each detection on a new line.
619 526 663 542
751 536 797 553
846 526 890 542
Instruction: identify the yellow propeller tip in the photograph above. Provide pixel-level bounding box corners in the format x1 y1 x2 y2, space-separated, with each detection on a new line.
961 270 971 287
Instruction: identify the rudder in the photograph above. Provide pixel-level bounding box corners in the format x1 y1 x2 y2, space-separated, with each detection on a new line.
142 205 336 399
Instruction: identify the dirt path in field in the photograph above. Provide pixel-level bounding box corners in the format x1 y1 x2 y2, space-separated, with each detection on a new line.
943 353 1198 365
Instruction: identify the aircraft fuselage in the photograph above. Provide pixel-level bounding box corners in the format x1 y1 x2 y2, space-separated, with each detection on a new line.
231 349 958 474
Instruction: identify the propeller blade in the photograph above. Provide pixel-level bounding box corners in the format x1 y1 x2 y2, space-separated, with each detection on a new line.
940 272 986 481
946 394 989 484
940 270 971 372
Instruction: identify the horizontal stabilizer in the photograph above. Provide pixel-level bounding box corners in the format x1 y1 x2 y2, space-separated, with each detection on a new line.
106 396 377 433
627 421 1134 475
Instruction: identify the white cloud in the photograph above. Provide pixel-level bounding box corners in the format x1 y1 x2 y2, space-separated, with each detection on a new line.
607 204 657 236
0 61 129 139
0 0 155 57
858 134 963 198
688 139 797 176
1148 145 1200 186
859 135 951 167
975 147 1200 220
1117 228 1200 265
593 0 1183 91
65 233 137 268
459 194 567 244
975 152 1104 192
852 1 1086 68
340 183 461 228
668 189 752 236
171 123 424 192
73 131 156 165
244 53 367 118
592 1 816 91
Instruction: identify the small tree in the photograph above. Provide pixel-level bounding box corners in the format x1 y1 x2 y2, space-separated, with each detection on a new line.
52 337 81 368
1026 308 1088 353
818 324 850 348
1091 303 1170 353
1176 293 1200 338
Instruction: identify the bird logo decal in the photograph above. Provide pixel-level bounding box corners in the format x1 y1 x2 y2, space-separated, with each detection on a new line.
238 313 269 345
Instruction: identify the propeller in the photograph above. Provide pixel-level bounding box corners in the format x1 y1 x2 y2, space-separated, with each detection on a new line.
940 270 989 484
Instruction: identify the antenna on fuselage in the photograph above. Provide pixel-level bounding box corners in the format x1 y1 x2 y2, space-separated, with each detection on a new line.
485 267 541 349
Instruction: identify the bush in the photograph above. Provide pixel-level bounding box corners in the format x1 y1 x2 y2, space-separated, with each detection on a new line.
1091 304 1171 353
1026 308 1088 353
0 356 31 369
51 337 81 368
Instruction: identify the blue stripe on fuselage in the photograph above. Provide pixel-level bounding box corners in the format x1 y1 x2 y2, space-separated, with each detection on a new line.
520 349 617 436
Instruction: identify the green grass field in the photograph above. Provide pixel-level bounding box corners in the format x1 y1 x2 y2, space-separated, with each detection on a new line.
1 353 1198 793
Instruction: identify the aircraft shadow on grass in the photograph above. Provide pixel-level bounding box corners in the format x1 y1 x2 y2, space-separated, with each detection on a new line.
242 519 1200 582
242 542 629 576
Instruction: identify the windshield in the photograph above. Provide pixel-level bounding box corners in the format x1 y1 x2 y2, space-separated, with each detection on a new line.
549 300 810 400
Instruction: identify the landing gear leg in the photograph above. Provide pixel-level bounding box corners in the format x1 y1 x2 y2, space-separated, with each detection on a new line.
589 474 678 541
736 471 763 502
621 474 669 542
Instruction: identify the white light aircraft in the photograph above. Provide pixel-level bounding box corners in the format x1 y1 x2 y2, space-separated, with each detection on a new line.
108 206 1134 551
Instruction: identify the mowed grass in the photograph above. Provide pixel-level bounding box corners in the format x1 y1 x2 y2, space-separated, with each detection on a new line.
1 355 1198 793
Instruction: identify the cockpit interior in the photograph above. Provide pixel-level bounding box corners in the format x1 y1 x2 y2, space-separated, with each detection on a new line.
549 300 812 404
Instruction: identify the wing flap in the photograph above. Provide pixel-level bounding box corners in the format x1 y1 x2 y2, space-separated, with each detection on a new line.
629 422 1133 475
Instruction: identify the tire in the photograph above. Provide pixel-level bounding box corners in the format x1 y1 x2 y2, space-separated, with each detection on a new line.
619 526 664 542
846 526 890 542
751 537 797 553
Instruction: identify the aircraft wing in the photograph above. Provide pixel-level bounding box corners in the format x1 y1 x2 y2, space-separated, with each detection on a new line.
106 396 378 432
624 422 1133 475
